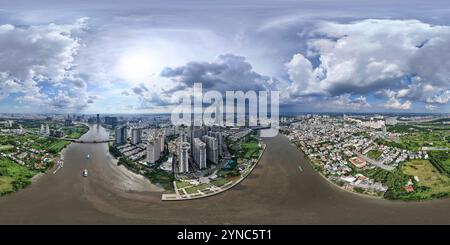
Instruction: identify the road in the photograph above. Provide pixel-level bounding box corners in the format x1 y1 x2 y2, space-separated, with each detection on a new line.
358 153 395 171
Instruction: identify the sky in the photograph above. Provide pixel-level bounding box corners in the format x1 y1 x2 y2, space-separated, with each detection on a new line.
0 0 449 114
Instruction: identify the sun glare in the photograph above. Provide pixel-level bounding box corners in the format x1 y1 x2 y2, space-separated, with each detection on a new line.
117 53 155 82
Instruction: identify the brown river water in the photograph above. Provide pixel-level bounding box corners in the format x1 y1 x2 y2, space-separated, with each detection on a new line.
0 124 449 224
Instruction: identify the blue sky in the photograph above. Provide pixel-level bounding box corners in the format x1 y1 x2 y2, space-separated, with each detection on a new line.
0 0 449 113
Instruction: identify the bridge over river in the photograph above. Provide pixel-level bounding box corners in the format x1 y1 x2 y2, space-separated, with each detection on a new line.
63 138 114 144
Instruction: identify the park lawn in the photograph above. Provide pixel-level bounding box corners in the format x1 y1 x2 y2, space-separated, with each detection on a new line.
175 180 191 189
241 141 261 159
147 169 175 191
402 160 450 196
0 176 14 194
185 183 210 194
367 149 382 160
0 144 14 152
210 177 230 187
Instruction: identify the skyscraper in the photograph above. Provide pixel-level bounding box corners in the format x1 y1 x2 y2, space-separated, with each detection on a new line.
115 126 127 145
131 128 142 145
147 137 160 164
96 114 100 124
202 135 219 164
159 131 165 153
193 138 207 169
190 127 205 153
178 142 190 173
208 131 223 156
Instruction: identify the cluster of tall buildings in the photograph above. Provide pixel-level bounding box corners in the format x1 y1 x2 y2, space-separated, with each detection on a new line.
104 116 118 127
64 119 72 127
115 124 166 165
177 127 223 174
113 124 224 174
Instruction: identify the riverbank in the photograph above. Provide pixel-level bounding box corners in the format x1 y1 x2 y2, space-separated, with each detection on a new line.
287 133 450 201
162 142 266 201
105 150 164 193
0 129 74 196
2 131 450 224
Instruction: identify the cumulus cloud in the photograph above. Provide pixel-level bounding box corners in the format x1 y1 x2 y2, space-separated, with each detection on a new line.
285 19 450 109
0 18 89 111
382 90 412 110
425 104 437 111
426 90 450 104
331 94 370 109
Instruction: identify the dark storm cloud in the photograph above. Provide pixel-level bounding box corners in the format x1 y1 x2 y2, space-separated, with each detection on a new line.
160 54 272 92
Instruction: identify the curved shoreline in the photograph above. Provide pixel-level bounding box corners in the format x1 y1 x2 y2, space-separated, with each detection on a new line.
2 128 450 224
289 134 449 203
162 142 267 201
3 136 73 195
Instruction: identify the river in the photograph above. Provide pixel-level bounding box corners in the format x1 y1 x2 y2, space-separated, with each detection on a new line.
0 124 449 224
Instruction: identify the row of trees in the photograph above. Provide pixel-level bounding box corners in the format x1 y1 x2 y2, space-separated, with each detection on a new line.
429 151 450 177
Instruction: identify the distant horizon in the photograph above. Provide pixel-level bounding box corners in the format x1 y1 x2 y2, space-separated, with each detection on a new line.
1 111 449 116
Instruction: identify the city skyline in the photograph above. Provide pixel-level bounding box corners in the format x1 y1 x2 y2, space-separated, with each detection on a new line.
0 0 449 114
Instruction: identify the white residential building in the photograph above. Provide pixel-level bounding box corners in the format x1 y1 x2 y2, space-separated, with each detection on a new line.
131 128 142 145
147 137 160 164
202 135 219 164
178 142 190 173
193 138 207 169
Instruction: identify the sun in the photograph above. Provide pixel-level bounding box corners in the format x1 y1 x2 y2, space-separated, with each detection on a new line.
117 53 156 82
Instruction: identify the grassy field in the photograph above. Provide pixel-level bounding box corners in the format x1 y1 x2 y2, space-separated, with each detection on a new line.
367 149 382 160
63 125 89 139
0 176 14 194
385 124 449 151
0 144 14 152
185 183 210 194
48 140 70 154
428 151 450 176
0 158 37 195
241 141 261 159
210 177 229 187
402 160 450 198
147 169 174 191
175 180 191 189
